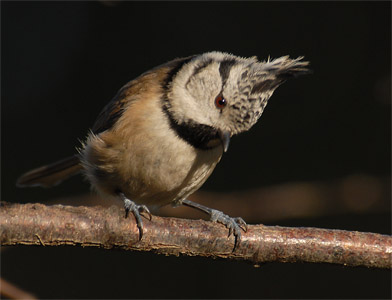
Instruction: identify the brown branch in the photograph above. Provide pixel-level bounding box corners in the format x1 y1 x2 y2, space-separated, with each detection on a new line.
1 202 391 269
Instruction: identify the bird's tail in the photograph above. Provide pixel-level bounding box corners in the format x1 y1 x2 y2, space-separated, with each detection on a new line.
16 155 83 188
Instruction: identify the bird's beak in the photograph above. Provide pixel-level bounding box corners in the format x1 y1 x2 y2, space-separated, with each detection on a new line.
219 130 231 153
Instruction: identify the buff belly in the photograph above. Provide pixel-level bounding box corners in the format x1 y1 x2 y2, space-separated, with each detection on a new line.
81 130 222 207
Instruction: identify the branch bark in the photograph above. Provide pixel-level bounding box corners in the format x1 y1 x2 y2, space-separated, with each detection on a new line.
1 202 391 269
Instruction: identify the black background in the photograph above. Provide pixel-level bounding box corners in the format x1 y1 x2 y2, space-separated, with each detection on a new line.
1 1 391 299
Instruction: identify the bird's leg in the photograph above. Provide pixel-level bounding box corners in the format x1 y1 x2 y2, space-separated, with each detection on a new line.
181 199 247 250
118 192 152 240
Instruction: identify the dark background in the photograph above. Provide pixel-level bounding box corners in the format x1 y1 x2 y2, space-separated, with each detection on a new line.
1 1 391 299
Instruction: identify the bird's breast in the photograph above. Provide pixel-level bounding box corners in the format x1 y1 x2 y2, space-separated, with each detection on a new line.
82 95 223 207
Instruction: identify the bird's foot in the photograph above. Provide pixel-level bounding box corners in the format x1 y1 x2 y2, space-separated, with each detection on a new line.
181 199 247 251
119 193 152 240
209 209 248 250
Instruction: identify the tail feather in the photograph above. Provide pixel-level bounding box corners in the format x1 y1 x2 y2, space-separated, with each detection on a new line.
16 155 82 188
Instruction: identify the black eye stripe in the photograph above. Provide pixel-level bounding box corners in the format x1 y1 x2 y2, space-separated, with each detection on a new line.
219 59 237 87
191 59 214 77
185 59 215 88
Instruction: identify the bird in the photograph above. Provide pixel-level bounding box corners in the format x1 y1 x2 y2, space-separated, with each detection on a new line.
16 51 309 248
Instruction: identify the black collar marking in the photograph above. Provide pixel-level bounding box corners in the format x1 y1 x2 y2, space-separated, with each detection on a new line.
162 57 220 150
162 105 220 150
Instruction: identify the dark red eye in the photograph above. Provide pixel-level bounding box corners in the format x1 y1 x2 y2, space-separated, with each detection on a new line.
215 94 227 109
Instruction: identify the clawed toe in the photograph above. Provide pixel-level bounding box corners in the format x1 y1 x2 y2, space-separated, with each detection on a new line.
137 204 152 221
120 194 152 240
234 217 248 232
180 199 247 251
210 210 247 250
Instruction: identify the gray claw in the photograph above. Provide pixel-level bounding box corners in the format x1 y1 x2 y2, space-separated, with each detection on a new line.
235 217 248 232
138 204 152 221
228 226 233 238
209 209 247 251
123 197 152 240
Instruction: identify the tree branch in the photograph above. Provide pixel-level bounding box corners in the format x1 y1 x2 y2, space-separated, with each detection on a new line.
1 202 391 269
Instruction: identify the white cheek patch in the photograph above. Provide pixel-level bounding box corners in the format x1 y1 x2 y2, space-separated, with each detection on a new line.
176 67 221 125
168 60 224 126
186 67 222 105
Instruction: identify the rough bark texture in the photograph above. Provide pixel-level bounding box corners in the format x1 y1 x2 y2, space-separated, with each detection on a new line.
1 202 391 268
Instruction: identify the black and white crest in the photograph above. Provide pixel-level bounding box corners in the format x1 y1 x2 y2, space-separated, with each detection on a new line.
163 51 309 149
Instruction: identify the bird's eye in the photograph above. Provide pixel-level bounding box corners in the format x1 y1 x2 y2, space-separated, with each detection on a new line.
215 94 227 109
